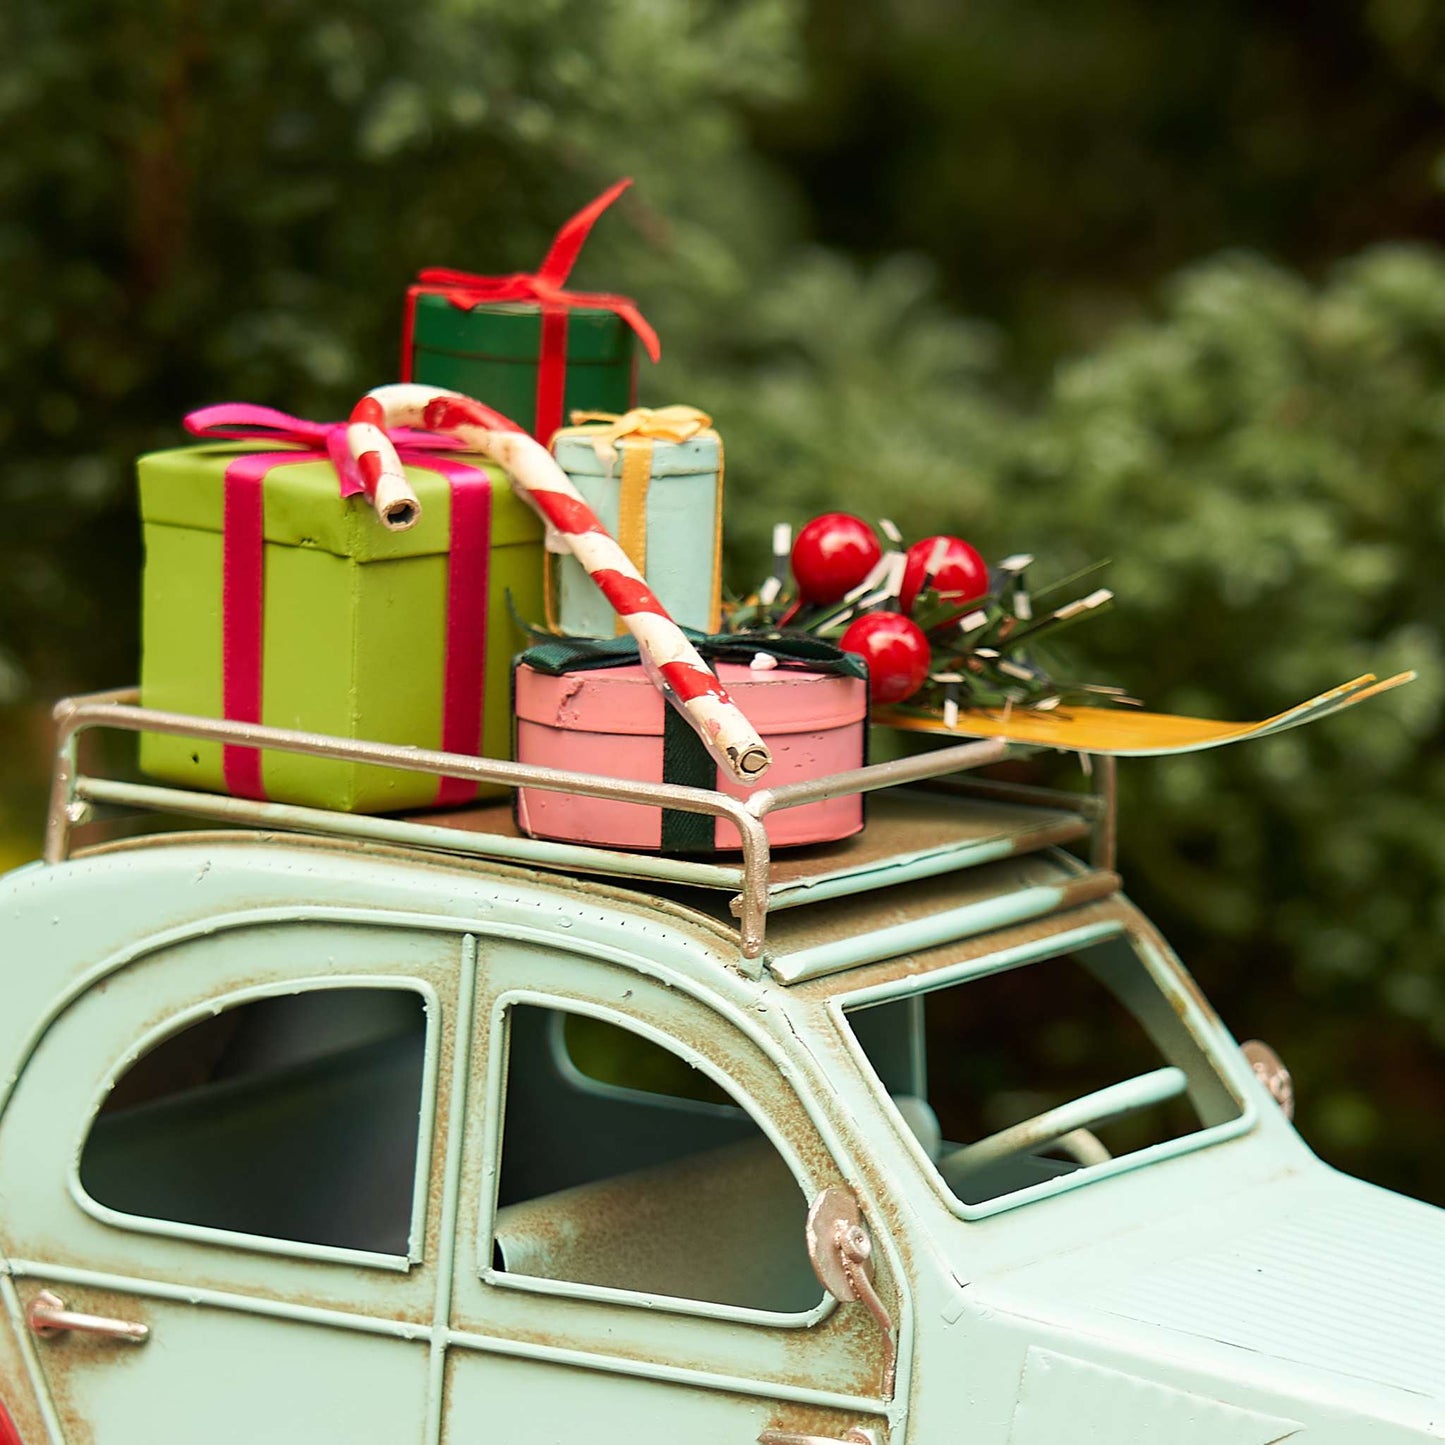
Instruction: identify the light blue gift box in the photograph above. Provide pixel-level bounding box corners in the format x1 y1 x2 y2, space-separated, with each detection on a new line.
550 418 724 638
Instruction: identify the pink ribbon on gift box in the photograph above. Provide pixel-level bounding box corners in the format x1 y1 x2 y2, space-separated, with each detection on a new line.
184 403 495 807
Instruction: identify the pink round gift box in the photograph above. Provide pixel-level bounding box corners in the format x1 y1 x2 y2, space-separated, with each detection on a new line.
514 660 867 852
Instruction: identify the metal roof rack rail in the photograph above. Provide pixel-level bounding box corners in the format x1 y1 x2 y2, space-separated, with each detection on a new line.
46 688 1116 960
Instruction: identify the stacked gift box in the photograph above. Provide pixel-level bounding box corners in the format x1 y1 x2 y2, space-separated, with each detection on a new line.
139 407 544 813
136 179 868 854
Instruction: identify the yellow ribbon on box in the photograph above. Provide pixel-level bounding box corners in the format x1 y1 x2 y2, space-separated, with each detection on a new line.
553 406 724 635
570 404 714 454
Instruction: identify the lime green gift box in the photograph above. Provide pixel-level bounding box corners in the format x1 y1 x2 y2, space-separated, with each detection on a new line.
138 441 544 813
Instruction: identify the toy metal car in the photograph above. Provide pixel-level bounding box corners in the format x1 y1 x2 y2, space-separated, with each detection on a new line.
0 690 1440 1443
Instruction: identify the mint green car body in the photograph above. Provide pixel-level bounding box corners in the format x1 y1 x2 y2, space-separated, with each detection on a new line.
0 795 1441 1442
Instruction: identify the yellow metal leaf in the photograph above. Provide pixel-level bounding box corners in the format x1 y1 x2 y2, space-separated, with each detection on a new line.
875 672 1416 756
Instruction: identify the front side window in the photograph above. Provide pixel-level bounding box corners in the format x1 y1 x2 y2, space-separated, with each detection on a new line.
487 1003 819 1317
843 932 1246 1213
79 985 429 1256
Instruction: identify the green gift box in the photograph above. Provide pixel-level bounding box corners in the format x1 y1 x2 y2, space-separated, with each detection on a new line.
401 179 659 443
138 426 544 814
405 296 637 440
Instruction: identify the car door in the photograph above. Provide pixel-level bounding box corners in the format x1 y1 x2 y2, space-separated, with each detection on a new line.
0 917 468 1445
441 934 902 1445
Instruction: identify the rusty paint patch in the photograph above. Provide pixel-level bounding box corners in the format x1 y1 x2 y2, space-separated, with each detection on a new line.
16 1245 436 1333
782 1291 892 1397
424 1010 458 1268
790 894 1127 1003
765 855 1112 978
763 1402 889 1442
0 1325 48 1445
20 1283 153 1445
71 829 743 961
1129 921 1221 1028
1056 870 1120 913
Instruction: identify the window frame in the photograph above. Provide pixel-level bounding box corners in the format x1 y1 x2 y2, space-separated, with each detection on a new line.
71 975 442 1272
831 919 1258 1220
475 987 834 1329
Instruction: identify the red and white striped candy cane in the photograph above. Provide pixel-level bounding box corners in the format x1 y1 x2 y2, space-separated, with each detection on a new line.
349 385 772 785
347 395 424 529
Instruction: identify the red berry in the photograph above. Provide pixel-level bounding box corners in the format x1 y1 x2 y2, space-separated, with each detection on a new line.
791 513 882 605
899 535 988 615
839 612 932 704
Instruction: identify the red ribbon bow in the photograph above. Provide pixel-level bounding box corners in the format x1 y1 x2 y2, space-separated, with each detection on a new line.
401 178 660 443
184 403 494 808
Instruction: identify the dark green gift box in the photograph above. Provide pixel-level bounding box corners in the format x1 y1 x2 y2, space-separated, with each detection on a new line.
400 178 660 442
404 294 638 442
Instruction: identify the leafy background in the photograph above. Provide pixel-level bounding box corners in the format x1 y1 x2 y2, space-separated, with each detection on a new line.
4 0 1445 1199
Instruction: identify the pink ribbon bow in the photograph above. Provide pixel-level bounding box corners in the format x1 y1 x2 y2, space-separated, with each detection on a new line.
184 403 494 807
185 402 469 500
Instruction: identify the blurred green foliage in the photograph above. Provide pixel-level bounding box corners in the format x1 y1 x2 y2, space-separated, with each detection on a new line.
760 0 1445 369
3 0 1445 1200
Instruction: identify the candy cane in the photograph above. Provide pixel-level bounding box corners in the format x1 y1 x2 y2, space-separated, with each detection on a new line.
347 396 425 530
350 385 772 784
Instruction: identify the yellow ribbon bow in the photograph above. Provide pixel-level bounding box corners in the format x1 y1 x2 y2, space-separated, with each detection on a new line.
568 405 713 465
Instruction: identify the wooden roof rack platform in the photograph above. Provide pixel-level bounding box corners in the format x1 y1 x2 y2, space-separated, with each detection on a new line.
46 688 1117 960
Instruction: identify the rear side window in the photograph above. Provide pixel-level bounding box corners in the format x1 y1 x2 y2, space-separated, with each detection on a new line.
80 986 429 1256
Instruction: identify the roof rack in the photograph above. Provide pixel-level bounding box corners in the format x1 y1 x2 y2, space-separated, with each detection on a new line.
45 688 1117 961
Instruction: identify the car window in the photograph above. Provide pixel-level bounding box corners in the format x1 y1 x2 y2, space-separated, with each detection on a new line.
557 1009 736 1107
79 985 429 1256
843 933 1245 1212
487 1003 820 1317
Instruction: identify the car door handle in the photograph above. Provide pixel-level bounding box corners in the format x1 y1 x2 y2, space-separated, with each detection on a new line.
26 1290 149 1344
758 1430 880 1445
